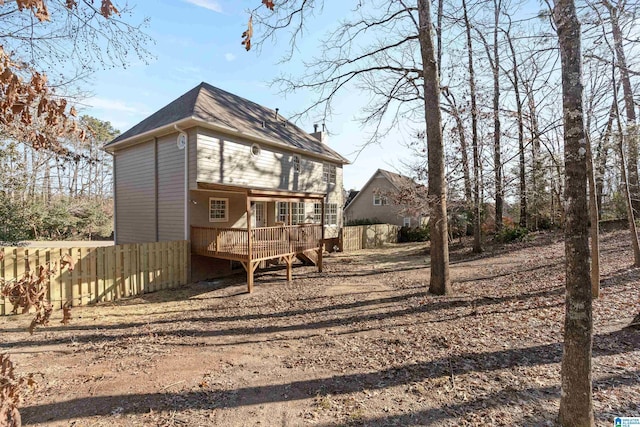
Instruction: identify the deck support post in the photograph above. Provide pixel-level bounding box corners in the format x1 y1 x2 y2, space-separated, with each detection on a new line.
246 194 254 293
241 260 259 293
319 197 325 273
284 255 294 281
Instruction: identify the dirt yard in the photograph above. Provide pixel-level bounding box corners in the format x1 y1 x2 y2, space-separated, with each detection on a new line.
1 229 639 426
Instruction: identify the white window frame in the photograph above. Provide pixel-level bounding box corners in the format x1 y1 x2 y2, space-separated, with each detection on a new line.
313 203 322 223
325 203 338 226
276 201 306 224
403 217 411 227
291 202 305 224
209 197 228 222
293 154 301 173
323 163 336 184
373 194 388 206
276 201 289 223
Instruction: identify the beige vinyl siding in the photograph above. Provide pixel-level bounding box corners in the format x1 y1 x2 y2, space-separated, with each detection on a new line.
195 128 343 235
196 129 335 194
190 190 248 228
157 133 185 241
344 174 410 227
114 142 156 244
188 128 198 189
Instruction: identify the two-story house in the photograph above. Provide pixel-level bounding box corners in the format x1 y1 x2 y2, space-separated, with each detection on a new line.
344 169 427 228
104 82 349 291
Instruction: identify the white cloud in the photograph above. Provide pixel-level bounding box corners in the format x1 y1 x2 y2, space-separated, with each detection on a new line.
183 0 222 12
224 53 236 62
89 97 139 113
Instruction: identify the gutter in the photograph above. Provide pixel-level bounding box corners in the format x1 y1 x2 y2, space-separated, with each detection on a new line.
105 116 351 165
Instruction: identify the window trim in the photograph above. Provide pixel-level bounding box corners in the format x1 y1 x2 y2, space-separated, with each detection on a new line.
373 194 388 206
250 143 261 157
403 217 411 227
313 203 322 224
293 154 301 173
322 163 336 184
276 201 305 224
276 201 289 224
325 203 338 226
209 197 228 223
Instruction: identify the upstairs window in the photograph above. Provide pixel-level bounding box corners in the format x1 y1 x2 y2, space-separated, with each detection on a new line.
293 154 301 173
373 194 388 206
323 163 336 184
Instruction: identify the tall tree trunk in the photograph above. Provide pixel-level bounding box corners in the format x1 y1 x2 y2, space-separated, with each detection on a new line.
506 34 527 227
585 135 600 298
612 64 640 266
43 161 51 205
463 0 482 253
524 79 543 229
554 0 595 424
436 0 443 80
595 99 616 216
418 0 451 296
492 0 503 232
443 93 473 203
605 0 640 215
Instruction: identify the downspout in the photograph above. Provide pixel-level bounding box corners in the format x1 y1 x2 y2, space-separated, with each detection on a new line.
109 151 116 244
174 125 189 241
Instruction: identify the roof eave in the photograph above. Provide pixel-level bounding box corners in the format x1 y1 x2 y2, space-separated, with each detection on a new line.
103 117 197 152
104 116 350 165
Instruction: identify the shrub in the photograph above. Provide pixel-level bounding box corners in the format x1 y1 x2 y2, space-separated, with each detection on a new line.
346 218 383 226
399 225 430 242
494 225 528 243
0 195 39 243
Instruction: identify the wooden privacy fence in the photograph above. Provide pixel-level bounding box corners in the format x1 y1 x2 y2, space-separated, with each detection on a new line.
341 224 399 252
0 241 189 316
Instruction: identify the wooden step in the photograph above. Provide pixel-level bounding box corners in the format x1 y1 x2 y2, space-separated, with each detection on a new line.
296 249 318 266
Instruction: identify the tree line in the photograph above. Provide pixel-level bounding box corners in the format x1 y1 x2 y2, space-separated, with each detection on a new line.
0 0 150 243
0 116 117 242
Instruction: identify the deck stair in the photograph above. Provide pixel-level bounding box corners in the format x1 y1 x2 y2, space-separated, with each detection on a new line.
296 249 319 266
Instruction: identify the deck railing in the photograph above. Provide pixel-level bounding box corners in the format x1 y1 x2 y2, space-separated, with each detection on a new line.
191 224 322 260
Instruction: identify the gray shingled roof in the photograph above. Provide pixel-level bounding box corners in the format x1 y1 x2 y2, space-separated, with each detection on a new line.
377 169 417 190
106 82 348 163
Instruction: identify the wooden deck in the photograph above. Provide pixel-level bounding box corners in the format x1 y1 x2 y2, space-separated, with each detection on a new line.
191 224 323 292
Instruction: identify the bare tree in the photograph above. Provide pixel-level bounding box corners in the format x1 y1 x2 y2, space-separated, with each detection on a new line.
611 63 640 266
600 0 640 215
554 0 595 423
462 0 483 253
249 0 451 294
476 0 503 232
0 0 150 151
417 0 451 294
502 16 527 227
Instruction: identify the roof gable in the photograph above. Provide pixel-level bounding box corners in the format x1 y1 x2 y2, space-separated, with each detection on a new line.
106 82 348 163
345 168 421 209
377 169 416 191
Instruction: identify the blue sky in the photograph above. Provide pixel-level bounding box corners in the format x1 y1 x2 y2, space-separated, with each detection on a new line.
83 0 417 190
